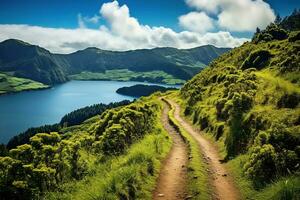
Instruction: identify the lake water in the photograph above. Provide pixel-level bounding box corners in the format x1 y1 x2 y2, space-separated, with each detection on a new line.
0 81 178 143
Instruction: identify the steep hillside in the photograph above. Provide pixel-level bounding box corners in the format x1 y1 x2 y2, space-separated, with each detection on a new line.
0 40 69 85
0 39 229 85
179 19 300 198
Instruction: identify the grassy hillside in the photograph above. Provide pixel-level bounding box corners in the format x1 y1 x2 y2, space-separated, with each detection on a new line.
0 73 48 94
0 39 229 87
69 69 186 85
179 21 300 198
0 94 171 199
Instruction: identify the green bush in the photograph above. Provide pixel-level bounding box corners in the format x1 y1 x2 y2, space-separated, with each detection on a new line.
242 50 272 70
253 24 288 43
288 31 300 42
244 143 277 187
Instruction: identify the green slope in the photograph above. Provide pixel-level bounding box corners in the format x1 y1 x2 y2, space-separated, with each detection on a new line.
0 73 48 94
179 17 300 199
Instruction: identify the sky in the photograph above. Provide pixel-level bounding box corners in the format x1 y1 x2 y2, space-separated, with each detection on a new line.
0 0 299 53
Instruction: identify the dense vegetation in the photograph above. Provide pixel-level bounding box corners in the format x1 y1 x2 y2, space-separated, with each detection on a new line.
6 100 130 150
0 73 48 95
0 40 229 86
116 84 176 97
180 13 300 198
59 100 131 127
0 95 166 199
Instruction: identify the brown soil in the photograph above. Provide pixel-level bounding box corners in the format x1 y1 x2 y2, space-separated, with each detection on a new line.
168 99 240 200
152 101 189 200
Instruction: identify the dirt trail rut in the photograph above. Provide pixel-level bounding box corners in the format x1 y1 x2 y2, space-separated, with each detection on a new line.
168 99 240 200
153 101 188 200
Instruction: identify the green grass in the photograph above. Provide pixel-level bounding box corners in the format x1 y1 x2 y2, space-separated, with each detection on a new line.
227 155 300 200
69 69 185 85
46 126 171 200
164 97 210 199
0 73 48 94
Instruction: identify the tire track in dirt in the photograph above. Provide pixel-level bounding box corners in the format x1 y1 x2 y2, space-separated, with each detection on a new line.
153 100 189 200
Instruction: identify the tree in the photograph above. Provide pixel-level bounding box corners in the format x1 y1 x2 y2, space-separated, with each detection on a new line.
256 27 261 34
275 13 282 24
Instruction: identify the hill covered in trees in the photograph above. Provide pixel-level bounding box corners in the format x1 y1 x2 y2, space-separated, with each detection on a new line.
116 84 176 97
6 100 131 150
0 39 229 87
179 13 300 198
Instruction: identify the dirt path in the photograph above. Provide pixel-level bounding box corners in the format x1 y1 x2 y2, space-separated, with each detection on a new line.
153 101 188 200
168 99 240 200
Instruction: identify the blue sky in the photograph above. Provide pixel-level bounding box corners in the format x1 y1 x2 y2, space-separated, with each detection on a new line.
0 0 298 30
0 0 299 53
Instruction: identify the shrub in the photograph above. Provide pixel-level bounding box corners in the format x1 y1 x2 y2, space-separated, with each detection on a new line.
244 143 277 186
242 50 272 70
277 92 300 108
288 31 300 42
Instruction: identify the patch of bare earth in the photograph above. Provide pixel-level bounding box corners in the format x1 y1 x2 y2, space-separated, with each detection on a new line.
153 101 189 200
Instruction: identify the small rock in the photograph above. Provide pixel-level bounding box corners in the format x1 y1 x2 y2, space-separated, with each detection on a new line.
222 174 227 177
182 165 185 168
158 193 164 197
193 176 198 179
188 156 193 159
185 195 193 200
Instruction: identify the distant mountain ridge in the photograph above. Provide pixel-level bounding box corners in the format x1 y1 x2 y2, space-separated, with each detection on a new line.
0 39 230 85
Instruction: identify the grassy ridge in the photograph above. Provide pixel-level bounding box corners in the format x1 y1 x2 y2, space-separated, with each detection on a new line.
162 98 210 199
0 73 48 94
69 69 186 85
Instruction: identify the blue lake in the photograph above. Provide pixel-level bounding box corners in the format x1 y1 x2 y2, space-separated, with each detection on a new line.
0 81 178 143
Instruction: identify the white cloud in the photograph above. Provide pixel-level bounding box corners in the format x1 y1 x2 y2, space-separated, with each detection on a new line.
77 14 100 28
217 0 275 31
179 12 214 33
77 14 86 29
185 0 219 13
183 0 276 32
0 1 249 54
85 15 100 24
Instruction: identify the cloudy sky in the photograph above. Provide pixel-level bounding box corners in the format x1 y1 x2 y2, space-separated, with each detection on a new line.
0 0 299 53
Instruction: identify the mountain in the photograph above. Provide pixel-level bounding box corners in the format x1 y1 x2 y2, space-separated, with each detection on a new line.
0 39 230 85
0 39 69 85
